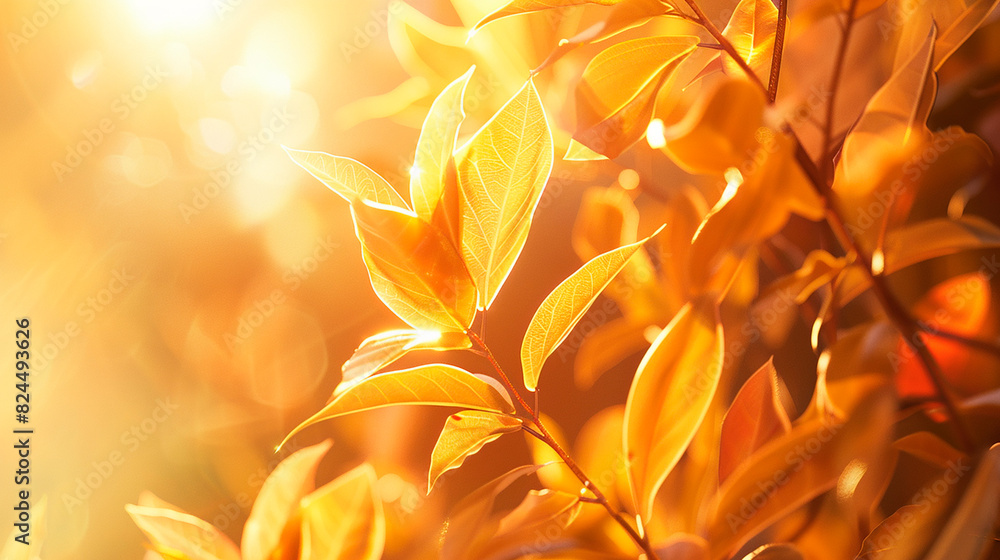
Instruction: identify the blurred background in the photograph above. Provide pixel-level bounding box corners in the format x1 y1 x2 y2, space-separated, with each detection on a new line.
2 0 1000 558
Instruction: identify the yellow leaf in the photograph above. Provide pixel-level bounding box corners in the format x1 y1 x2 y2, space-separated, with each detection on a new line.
410 67 474 227
126 502 241 560
525 414 579 494
563 139 609 161
719 359 793 483
241 440 332 560
299 463 385 560
521 226 663 391
761 250 848 306
892 432 967 470
856 504 943 560
705 391 895 559
441 464 545 560
837 28 937 199
428 411 523 492
574 317 651 390
338 330 471 397
574 405 632 509
624 300 724 519
281 364 515 448
894 0 1000 71
457 78 554 309
389 2 476 83
535 0 679 72
284 147 408 208
721 0 779 82
497 489 581 535
662 78 765 174
352 200 477 331
575 36 699 158
835 216 1000 305
474 0 621 30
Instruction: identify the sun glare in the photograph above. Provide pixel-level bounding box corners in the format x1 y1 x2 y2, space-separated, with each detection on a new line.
127 0 216 33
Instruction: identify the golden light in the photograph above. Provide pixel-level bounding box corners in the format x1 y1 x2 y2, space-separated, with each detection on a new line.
645 118 666 149
127 0 216 33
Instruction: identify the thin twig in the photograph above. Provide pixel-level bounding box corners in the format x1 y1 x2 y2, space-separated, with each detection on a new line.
682 0 766 92
920 328 1000 360
768 0 788 102
466 330 658 560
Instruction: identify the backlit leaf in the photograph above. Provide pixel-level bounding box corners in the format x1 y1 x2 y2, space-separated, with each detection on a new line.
575 36 699 158
284 147 408 208
705 390 896 558
281 364 516 448
721 0 779 82
719 359 793 483
410 67 473 228
662 78 765 175
457 78 554 309
535 0 679 72
563 139 609 161
495 489 581 537
441 464 545 560
474 0 621 30
352 200 477 331
126 502 241 560
338 330 471 396
624 299 724 519
242 440 333 560
428 411 523 492
299 463 384 560
522 226 663 391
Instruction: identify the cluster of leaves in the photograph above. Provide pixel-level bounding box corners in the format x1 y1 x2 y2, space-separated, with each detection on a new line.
127 0 1000 558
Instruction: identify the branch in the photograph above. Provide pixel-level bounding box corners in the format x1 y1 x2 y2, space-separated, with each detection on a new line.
682 0 977 452
466 330 659 560
768 0 788 102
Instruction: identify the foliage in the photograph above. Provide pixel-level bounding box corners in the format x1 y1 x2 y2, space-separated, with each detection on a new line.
128 0 1000 558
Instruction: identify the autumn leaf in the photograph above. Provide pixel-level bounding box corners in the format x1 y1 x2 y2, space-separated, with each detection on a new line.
563 139 610 161
705 390 896 558
126 502 242 560
473 0 621 31
923 444 1000 560
352 199 478 332
284 147 409 208
718 359 793 483
721 0 779 82
338 330 471 396
894 0 1000 71
892 432 967 470
761 250 848 306
428 411 523 492
521 226 663 391
661 78 766 175
457 77 554 309
410 67 473 233
299 463 385 560
535 0 681 72
624 299 724 519
281 364 516 448
441 464 545 560
575 36 699 158
242 440 333 560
